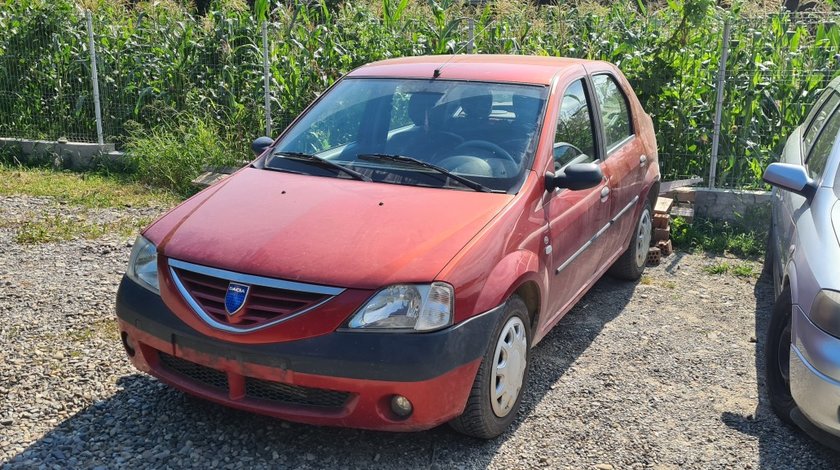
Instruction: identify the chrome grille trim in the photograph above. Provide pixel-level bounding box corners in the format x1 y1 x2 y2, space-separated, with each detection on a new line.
168 258 344 334
168 259 344 295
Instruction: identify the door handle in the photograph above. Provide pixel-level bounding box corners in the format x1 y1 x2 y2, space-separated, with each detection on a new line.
640 155 647 167
600 186 610 202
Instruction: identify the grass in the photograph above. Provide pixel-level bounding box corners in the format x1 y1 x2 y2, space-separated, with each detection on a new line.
66 318 120 343
0 164 179 209
702 261 759 278
14 214 152 244
671 216 765 259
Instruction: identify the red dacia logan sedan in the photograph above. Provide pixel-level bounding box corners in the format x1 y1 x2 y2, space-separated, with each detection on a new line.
116 55 660 438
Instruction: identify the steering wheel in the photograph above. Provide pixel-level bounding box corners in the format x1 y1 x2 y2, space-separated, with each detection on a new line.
553 141 586 169
450 140 517 165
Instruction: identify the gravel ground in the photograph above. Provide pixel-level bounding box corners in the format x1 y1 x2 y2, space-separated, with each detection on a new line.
2 193 839 469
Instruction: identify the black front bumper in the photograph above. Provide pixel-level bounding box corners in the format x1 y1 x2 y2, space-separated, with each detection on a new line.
116 277 503 382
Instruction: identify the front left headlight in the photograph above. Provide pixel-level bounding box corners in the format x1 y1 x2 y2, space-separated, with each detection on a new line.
127 235 160 294
345 282 453 332
811 289 840 338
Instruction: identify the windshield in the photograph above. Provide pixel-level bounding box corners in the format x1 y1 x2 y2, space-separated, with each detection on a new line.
265 78 548 193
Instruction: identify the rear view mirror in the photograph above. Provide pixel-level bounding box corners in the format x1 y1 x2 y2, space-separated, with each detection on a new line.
251 136 274 156
763 162 816 199
546 162 603 191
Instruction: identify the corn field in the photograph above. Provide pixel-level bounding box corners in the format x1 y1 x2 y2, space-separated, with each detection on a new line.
0 0 839 190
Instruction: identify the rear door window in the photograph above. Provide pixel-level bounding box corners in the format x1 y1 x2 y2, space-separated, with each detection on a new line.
592 74 633 153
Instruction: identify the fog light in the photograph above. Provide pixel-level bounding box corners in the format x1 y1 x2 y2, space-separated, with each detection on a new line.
121 331 136 357
390 395 413 418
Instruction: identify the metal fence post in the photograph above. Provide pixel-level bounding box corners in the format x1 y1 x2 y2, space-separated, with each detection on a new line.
262 21 272 137
709 20 731 189
467 18 475 54
85 10 104 145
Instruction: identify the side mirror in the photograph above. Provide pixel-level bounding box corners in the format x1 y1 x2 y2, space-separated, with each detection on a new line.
251 136 274 156
763 162 817 199
546 162 603 192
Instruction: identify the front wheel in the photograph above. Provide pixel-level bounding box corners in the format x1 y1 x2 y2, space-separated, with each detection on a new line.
608 199 653 280
449 295 531 439
765 285 796 425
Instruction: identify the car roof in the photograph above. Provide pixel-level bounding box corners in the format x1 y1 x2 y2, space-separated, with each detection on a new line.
347 54 594 86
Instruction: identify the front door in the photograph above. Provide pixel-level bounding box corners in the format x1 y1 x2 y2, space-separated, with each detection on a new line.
541 76 611 333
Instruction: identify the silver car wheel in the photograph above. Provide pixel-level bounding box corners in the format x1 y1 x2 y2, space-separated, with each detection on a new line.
490 316 528 418
635 208 653 268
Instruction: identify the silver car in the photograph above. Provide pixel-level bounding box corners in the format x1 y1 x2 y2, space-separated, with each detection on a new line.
763 75 840 447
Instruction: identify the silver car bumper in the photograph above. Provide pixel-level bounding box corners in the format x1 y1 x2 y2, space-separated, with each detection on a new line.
791 305 840 437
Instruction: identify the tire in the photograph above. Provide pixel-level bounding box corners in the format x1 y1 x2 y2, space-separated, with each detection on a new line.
765 285 796 426
608 199 653 281
449 295 531 439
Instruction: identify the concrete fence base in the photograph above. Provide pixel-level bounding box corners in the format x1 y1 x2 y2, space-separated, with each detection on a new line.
0 138 121 170
691 188 771 231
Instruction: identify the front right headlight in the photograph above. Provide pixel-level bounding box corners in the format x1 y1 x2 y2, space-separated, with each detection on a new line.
810 289 840 338
127 235 160 294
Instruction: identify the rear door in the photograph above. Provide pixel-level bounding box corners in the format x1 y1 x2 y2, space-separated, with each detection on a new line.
588 71 647 265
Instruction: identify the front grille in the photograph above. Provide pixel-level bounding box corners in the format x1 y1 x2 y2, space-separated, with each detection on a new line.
245 377 351 409
156 352 350 411
158 352 228 390
172 267 331 328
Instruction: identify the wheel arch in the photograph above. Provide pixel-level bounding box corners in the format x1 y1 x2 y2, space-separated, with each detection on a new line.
785 260 798 305
470 250 545 327
513 280 541 336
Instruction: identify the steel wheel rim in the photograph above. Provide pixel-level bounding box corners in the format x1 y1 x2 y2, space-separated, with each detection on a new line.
778 319 791 383
490 317 528 418
635 208 653 268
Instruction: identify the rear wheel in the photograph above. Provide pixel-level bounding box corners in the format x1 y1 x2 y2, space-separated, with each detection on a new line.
449 295 531 439
765 285 796 426
608 199 653 281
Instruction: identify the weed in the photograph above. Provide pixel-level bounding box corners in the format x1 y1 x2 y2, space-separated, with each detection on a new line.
640 275 654 285
125 117 246 196
703 262 731 275
0 164 178 208
702 260 757 277
731 263 757 278
671 216 765 259
15 214 148 244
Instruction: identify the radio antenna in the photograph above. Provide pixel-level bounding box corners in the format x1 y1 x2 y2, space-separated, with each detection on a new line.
432 18 496 78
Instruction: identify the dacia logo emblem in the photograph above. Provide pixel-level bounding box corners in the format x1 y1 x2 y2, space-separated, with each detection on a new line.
224 282 250 316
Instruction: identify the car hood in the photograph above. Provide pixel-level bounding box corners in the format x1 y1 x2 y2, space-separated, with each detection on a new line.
147 168 513 289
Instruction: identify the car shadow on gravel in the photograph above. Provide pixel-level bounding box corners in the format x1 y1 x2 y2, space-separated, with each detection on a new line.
720 268 840 468
4 277 634 469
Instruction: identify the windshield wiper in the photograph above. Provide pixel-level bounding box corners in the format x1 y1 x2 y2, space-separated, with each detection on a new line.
356 153 491 193
273 151 371 182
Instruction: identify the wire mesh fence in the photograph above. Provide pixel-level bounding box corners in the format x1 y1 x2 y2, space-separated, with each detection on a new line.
0 4 838 190
0 6 95 142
